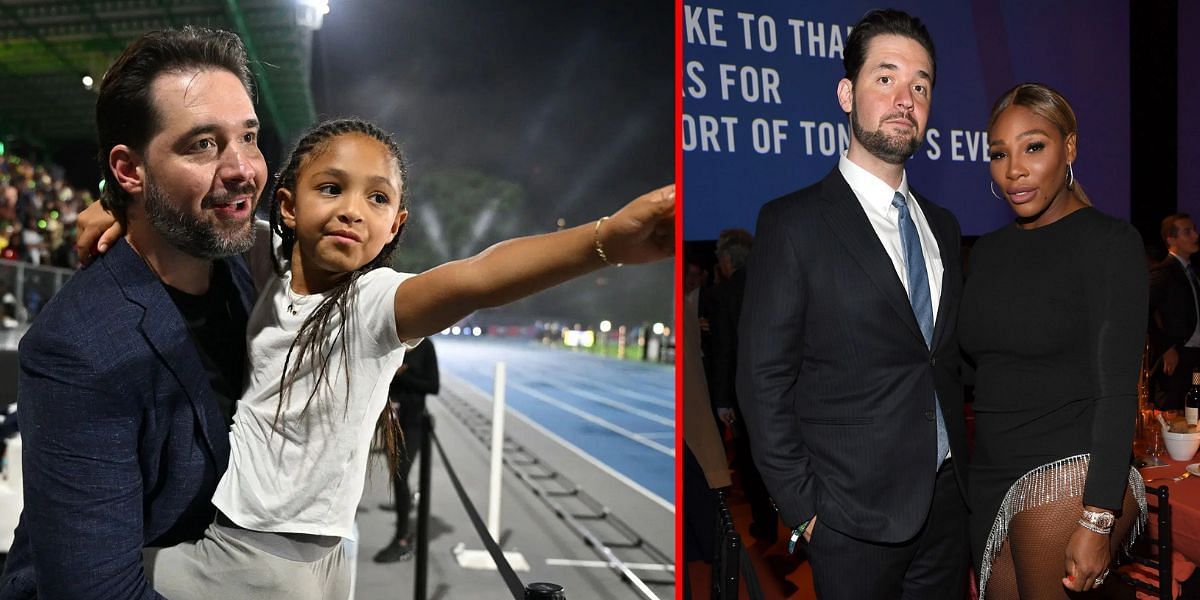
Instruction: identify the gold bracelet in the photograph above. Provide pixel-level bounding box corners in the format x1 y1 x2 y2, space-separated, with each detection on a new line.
593 216 622 267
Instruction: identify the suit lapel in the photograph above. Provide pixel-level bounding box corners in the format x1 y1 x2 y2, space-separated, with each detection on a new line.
103 240 229 464
819 170 925 344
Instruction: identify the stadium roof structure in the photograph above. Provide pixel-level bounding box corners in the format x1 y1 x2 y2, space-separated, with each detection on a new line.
0 0 317 148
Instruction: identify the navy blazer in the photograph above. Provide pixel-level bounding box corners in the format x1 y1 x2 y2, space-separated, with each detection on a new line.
737 167 967 544
0 239 254 599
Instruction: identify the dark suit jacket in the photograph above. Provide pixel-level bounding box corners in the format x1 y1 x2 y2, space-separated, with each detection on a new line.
737 167 967 544
1149 255 1198 359
0 239 254 600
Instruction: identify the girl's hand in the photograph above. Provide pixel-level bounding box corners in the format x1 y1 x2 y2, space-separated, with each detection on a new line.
75 201 123 266
1062 523 1112 592
596 184 675 266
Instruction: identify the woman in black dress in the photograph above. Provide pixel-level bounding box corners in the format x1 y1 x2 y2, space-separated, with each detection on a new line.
959 83 1148 599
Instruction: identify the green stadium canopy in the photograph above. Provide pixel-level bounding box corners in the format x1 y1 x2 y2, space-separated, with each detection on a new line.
0 0 317 147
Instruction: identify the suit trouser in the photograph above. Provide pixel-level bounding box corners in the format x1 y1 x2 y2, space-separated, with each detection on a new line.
807 460 968 600
1155 346 1200 410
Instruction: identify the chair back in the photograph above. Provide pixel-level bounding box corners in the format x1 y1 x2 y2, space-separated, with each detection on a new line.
1117 484 1173 600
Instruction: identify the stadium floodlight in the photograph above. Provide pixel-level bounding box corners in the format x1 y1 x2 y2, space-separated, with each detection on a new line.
295 0 331 30
81 75 95 90
599 320 612 333
451 326 462 335
472 326 482 337
652 322 665 335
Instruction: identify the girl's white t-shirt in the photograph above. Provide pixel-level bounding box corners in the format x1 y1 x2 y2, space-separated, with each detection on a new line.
211 265 419 540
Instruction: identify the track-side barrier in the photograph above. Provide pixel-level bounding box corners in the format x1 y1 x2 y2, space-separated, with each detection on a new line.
438 383 675 599
415 411 565 599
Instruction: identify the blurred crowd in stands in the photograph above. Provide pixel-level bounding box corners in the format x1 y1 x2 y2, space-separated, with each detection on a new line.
0 154 88 271
0 153 92 326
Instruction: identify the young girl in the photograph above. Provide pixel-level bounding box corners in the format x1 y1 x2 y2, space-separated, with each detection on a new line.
85 117 673 598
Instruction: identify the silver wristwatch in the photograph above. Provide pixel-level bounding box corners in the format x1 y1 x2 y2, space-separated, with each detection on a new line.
1078 509 1115 534
1081 510 1116 529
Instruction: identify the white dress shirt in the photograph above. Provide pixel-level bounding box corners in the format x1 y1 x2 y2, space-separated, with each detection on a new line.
838 153 943 318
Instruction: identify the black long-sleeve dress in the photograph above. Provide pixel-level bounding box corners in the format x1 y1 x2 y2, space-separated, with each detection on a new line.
958 207 1148 576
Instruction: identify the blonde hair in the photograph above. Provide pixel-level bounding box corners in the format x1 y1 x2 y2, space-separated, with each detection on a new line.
988 83 1090 206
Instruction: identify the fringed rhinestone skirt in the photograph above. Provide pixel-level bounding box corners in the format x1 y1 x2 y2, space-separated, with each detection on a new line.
975 454 1147 599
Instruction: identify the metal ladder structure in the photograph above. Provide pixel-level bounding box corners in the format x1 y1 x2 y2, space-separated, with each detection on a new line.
439 388 675 600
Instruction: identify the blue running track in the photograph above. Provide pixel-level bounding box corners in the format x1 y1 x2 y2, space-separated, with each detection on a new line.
433 335 675 506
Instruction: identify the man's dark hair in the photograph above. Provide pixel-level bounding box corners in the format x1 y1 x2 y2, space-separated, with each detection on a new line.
843 9 936 88
716 228 753 272
1162 213 1193 245
95 27 254 219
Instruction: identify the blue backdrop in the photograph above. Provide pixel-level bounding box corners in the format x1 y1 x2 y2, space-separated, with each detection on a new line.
1180 1 1198 219
683 0 1129 240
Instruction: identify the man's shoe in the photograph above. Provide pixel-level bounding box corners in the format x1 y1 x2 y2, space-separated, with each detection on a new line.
373 538 414 563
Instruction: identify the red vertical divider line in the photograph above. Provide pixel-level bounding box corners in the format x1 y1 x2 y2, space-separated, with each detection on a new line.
673 0 685 598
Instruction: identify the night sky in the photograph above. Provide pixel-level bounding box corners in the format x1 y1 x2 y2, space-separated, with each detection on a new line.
310 1 674 326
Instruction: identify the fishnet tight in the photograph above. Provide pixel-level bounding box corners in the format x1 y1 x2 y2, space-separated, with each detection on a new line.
983 473 1140 599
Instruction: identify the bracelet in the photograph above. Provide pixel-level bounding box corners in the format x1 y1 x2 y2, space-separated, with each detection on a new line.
593 216 622 267
1076 518 1113 535
788 518 811 555
1080 509 1116 529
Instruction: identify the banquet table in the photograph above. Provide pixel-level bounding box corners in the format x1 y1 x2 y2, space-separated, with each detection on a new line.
1139 454 1200 564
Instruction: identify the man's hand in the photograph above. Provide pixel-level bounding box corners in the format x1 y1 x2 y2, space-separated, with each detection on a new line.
596 185 674 266
717 407 735 426
75 201 122 267
1163 346 1179 376
803 515 817 542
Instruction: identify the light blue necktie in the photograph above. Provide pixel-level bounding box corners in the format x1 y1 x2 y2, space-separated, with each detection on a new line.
892 192 949 468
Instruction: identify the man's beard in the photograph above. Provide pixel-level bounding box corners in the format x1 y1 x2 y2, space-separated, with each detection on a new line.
851 102 922 165
143 174 256 260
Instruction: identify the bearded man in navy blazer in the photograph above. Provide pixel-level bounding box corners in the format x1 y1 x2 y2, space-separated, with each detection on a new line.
737 9 969 599
1 28 264 599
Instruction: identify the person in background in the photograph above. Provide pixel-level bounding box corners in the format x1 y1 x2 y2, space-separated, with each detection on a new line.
1149 214 1200 410
707 229 777 542
374 337 439 563
682 271 731 600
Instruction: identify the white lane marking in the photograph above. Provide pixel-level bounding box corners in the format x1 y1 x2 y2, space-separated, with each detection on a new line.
637 431 676 439
545 558 675 572
515 380 674 427
443 374 674 512
510 382 674 457
532 370 674 409
437 339 673 409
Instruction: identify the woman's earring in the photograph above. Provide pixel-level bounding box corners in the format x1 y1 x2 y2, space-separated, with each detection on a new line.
1066 163 1075 188
990 180 1003 201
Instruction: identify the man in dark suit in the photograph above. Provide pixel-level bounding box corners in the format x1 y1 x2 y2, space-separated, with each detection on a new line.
0 28 265 599
737 9 968 599
1150 214 1200 410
